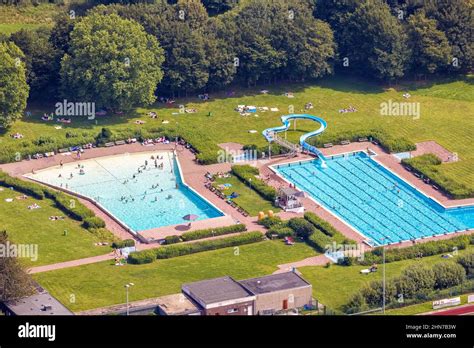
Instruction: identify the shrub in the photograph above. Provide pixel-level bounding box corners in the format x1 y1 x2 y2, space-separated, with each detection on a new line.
396 264 435 298
164 235 181 244
304 212 354 244
180 224 247 242
457 252 474 278
127 249 156 264
357 235 472 265
82 216 106 230
46 190 95 221
128 232 263 263
89 228 118 243
257 216 283 229
306 229 332 252
0 171 45 199
112 239 136 249
266 226 294 239
231 165 277 201
288 218 315 239
433 262 466 289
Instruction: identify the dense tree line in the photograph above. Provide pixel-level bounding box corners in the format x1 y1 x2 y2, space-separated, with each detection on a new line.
0 0 472 127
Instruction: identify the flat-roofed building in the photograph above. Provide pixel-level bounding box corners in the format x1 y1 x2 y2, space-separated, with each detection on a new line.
1 292 73 316
239 271 312 315
182 276 255 315
155 293 201 316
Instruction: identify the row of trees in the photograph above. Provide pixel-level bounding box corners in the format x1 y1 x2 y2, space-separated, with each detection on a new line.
0 0 472 128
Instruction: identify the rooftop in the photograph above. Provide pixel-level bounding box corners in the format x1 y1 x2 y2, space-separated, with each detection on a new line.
155 293 200 315
182 276 253 306
239 272 311 295
3 292 73 316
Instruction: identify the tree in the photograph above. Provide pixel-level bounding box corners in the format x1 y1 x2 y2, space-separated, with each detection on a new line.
337 0 410 80
10 28 62 100
457 252 474 278
0 42 29 128
396 264 435 298
406 11 452 76
288 218 315 239
176 0 209 31
202 0 239 15
49 12 76 54
60 12 165 110
0 231 34 302
426 0 474 73
432 262 466 289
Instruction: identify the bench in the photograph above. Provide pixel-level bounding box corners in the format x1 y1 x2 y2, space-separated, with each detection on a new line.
115 140 126 146
340 140 350 145
104 142 115 147
323 143 333 148
58 148 69 153
358 137 368 142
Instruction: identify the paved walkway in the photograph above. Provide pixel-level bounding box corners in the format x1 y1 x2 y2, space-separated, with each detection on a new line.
273 254 332 274
27 252 117 274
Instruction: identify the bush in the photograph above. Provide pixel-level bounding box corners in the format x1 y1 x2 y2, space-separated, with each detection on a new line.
433 262 466 289
257 216 283 228
288 218 315 239
82 216 106 230
127 249 156 264
0 171 45 199
266 226 294 239
402 154 473 199
164 235 181 244
457 252 474 278
112 239 136 249
180 224 247 242
306 229 333 252
396 264 435 298
231 165 277 201
304 212 354 244
45 190 95 221
357 235 472 265
128 232 263 263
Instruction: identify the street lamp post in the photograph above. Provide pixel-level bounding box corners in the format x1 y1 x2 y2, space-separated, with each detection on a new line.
124 283 134 316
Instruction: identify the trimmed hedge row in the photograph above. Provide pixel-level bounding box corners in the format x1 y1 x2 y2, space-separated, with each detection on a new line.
82 216 106 229
164 235 181 245
266 226 294 239
308 128 416 153
44 190 95 221
128 231 264 264
257 216 283 228
304 212 354 244
112 239 136 249
231 165 277 201
306 229 333 252
180 224 247 242
0 171 45 199
402 154 473 199
356 235 473 266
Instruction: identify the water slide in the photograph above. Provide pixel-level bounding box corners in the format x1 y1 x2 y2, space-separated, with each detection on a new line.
262 114 328 167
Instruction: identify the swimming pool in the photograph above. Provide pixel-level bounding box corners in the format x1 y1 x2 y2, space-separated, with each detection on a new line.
273 152 474 246
25 152 224 233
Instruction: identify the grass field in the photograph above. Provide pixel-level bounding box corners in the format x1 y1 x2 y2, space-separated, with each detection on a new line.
0 4 61 34
1 76 472 192
33 240 316 311
212 175 280 216
299 246 474 312
0 187 111 267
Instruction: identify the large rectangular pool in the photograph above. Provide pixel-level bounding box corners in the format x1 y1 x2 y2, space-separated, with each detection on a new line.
25 151 224 233
274 152 474 246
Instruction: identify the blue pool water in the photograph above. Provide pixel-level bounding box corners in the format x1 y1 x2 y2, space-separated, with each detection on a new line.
26 152 223 232
274 152 474 246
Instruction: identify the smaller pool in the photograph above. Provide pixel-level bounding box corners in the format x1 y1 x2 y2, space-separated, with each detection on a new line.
25 151 224 232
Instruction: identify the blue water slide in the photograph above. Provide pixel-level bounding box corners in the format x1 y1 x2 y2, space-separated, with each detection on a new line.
262 114 328 167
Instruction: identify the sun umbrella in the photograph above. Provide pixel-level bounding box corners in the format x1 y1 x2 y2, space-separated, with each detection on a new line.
182 214 199 222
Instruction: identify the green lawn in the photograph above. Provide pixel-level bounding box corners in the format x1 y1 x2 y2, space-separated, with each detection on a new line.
0 23 48 35
0 188 111 267
33 240 316 311
2 76 473 192
212 175 280 216
299 246 474 312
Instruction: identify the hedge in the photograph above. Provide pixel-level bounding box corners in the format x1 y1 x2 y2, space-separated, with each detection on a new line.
402 154 473 199
164 235 181 244
45 190 95 221
257 216 283 228
266 226 294 239
112 239 136 249
128 231 264 264
0 171 45 199
304 212 354 244
180 224 247 242
307 128 416 154
82 216 106 230
356 235 473 266
305 229 333 253
231 165 277 201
